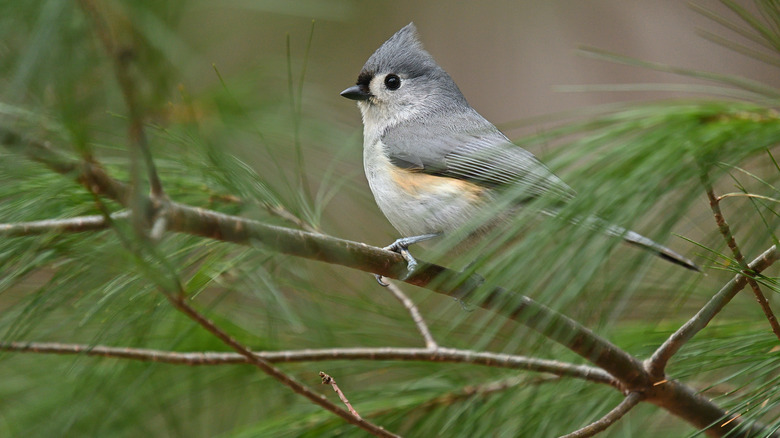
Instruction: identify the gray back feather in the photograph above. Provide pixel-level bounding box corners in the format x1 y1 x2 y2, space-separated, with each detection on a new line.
382 110 575 202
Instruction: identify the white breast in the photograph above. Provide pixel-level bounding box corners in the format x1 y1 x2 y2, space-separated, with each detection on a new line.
362 137 491 239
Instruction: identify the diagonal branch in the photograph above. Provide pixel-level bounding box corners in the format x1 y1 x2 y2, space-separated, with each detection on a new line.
704 183 780 341
78 0 165 200
166 291 398 438
648 245 778 376
384 281 438 349
0 128 131 203
0 341 618 387
320 372 361 419
559 392 642 438
166 201 652 388
645 377 756 436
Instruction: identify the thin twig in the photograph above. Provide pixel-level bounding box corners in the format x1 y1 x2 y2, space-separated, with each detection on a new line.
266 203 319 233
202 193 320 234
166 293 398 438
717 192 780 203
80 203 397 436
384 281 438 349
0 342 618 387
648 245 778 376
285 33 314 207
704 183 780 341
0 211 130 236
320 372 361 419
559 392 642 438
83 196 395 435
78 0 165 200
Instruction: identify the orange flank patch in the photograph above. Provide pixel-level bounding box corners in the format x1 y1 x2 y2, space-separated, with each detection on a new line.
389 167 485 200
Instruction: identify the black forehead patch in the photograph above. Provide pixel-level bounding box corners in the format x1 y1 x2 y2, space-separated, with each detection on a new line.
357 71 373 87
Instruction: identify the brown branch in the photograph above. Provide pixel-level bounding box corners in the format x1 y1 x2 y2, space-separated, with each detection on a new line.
384 281 438 349
0 211 129 236
3 130 779 437
166 293 398 438
704 181 780 341
0 129 131 204
0 341 618 387
560 392 642 438
648 245 778 376
162 198 660 393
320 372 361 419
645 378 758 437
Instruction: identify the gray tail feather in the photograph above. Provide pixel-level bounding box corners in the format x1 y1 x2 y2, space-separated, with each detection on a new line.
539 211 701 271
603 224 701 272
561 213 701 272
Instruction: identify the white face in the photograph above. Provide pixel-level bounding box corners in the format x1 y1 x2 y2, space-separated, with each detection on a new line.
358 72 425 137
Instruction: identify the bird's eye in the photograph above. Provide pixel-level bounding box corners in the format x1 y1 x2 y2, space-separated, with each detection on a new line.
384 74 401 90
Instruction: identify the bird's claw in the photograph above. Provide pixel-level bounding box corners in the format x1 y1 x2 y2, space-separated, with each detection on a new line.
375 274 390 287
377 243 418 283
374 233 440 284
395 246 418 276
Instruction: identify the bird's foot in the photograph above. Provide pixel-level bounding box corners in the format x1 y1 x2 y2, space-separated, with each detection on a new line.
375 233 441 286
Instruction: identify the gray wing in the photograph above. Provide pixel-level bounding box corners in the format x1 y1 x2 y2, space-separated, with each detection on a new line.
381 112 701 271
381 111 575 202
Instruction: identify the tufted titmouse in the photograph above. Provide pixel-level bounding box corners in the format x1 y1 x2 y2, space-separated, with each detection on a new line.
341 23 699 278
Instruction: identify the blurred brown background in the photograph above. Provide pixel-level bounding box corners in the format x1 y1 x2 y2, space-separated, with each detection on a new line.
178 0 777 127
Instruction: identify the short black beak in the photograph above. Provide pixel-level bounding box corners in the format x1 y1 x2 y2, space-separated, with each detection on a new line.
340 85 371 101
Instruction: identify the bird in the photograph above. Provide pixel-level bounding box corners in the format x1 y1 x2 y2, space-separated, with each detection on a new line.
340 23 699 281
